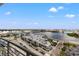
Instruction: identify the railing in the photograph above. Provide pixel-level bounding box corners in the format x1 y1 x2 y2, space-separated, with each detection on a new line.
0 38 40 56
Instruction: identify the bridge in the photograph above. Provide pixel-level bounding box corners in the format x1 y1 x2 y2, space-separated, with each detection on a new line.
0 38 43 56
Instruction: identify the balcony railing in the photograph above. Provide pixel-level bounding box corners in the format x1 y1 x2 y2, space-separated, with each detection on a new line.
0 38 40 56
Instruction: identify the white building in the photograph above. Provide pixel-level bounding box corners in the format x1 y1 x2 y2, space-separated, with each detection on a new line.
22 32 52 50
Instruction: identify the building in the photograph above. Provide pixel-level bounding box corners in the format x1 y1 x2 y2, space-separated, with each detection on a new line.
22 32 52 51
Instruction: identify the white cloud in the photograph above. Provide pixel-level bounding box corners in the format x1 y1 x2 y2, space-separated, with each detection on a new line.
58 6 64 10
49 6 64 13
33 22 39 25
65 14 76 18
71 21 76 24
49 7 57 13
5 11 12 15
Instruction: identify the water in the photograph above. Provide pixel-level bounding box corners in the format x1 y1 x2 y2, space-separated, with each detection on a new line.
51 32 64 40
52 33 64 40
45 32 64 41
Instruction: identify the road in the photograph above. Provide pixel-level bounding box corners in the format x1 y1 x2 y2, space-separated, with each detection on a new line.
46 41 64 56
64 33 79 44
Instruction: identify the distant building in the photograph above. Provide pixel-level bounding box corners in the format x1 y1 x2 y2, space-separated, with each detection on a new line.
22 32 52 51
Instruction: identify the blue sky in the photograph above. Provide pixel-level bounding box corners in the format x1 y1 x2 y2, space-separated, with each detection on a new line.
0 3 79 29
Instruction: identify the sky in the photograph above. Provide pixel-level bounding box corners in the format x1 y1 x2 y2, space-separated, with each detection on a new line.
0 3 79 29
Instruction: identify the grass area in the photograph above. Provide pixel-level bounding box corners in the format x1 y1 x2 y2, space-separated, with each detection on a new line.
60 42 77 56
48 39 57 46
60 46 66 56
67 33 79 38
63 42 77 47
